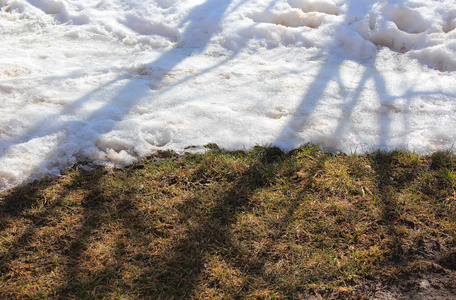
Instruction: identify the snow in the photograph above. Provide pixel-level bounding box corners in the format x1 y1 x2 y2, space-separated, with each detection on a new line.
1 0 456 190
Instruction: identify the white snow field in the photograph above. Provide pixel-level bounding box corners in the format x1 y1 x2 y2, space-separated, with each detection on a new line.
1 0 456 190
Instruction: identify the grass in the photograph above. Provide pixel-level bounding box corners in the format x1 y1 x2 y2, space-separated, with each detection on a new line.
0 145 455 299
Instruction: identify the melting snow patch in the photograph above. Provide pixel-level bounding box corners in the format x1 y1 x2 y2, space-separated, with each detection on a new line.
0 0 456 190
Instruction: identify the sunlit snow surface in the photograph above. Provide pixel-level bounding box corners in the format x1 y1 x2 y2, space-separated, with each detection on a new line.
1 0 456 190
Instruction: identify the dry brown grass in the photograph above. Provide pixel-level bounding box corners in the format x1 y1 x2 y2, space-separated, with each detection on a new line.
1 145 455 299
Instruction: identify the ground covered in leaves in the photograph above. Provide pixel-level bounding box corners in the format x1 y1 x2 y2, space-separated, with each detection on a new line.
1 145 455 299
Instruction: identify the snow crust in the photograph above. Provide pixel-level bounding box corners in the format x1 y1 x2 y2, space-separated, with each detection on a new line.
1 0 456 190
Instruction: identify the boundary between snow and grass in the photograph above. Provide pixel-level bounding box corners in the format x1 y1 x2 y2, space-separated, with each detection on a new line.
1 144 455 299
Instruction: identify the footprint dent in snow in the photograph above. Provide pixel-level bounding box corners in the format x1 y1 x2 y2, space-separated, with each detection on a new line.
155 0 175 9
443 18 456 33
288 0 339 16
365 6 429 53
121 13 179 42
249 0 340 29
250 10 326 28
0 84 13 94
27 0 66 15
443 10 456 33
279 11 324 28
383 6 427 34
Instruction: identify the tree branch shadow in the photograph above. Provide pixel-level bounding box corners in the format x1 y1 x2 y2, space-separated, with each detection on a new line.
0 0 237 190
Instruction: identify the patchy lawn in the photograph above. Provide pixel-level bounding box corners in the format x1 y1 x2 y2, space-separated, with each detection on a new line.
1 145 455 299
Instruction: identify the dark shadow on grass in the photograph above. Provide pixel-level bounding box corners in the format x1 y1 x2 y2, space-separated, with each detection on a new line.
0 162 144 299
370 150 415 262
54 168 110 297
369 150 452 264
55 148 310 298
125 146 330 298
359 150 456 299
53 165 176 298
0 166 104 298
0 186 44 282
132 148 285 298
